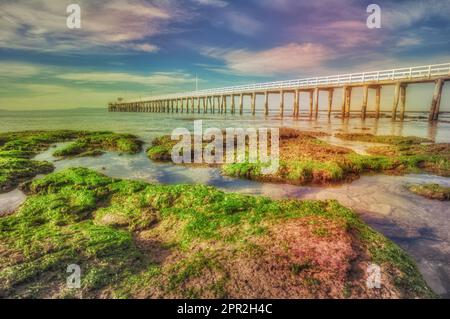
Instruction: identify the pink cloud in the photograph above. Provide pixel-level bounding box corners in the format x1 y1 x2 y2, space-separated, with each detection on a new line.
293 20 383 49
203 43 331 76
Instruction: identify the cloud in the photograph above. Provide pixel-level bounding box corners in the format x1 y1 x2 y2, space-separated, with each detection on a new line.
125 43 160 53
382 0 450 30
397 36 422 47
0 0 178 53
202 43 331 76
253 0 356 13
192 0 228 8
224 11 263 36
0 62 199 109
56 71 196 86
0 62 40 77
0 61 196 89
299 20 384 49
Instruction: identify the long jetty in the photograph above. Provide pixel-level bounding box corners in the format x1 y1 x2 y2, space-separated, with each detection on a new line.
108 63 450 121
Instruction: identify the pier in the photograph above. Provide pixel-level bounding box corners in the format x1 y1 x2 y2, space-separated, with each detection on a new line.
109 63 450 121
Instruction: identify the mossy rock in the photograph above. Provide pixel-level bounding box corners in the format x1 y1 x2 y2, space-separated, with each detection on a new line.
0 168 435 298
406 183 450 201
0 130 143 193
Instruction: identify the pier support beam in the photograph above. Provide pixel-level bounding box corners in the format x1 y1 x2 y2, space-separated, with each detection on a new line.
239 94 244 115
293 90 299 117
392 82 401 121
314 88 320 118
327 89 334 118
279 91 284 117
231 95 236 114
375 86 381 118
252 93 256 116
216 96 220 114
224 95 228 114
264 92 269 116
399 84 407 120
362 85 369 119
429 78 444 121
345 87 352 117
309 90 314 117
341 87 347 118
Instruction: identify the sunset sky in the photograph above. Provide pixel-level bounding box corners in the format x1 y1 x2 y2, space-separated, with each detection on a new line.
1 0 450 110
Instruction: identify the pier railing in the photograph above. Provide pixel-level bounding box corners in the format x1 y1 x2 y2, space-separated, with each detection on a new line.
125 63 450 103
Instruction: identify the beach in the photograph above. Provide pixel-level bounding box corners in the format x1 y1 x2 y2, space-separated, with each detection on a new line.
0 108 449 297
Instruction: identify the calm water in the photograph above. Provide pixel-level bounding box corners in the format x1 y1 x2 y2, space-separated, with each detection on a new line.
1 108 450 297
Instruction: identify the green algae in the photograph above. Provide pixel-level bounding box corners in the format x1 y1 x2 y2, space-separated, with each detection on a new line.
0 130 142 193
0 168 435 298
405 183 450 201
53 132 142 158
336 133 450 177
147 130 450 185
334 133 432 145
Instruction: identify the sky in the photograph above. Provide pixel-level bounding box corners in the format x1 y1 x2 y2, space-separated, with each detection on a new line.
0 0 450 110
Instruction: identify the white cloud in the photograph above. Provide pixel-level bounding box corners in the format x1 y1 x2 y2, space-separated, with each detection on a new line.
224 11 263 36
0 62 41 77
0 62 198 109
55 71 196 86
382 0 450 30
202 43 331 76
0 61 196 87
0 0 178 53
192 0 228 8
397 36 422 47
125 43 160 53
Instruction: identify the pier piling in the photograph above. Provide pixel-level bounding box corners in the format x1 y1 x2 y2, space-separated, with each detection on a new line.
429 78 444 121
109 63 449 122
327 89 334 118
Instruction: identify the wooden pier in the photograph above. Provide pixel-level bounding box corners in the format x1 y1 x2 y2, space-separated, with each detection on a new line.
109 63 450 122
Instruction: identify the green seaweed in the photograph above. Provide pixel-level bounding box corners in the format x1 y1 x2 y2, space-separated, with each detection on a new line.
0 130 142 193
405 183 450 201
147 131 449 185
0 168 434 298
